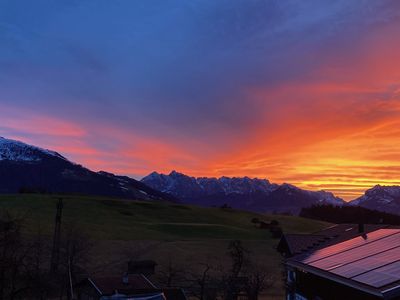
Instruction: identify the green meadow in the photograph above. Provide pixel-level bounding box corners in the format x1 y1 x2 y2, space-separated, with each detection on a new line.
0 194 330 299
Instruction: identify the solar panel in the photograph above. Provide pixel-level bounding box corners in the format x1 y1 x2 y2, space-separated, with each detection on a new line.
352 261 400 288
310 233 400 271
302 229 400 264
298 229 400 289
331 247 400 278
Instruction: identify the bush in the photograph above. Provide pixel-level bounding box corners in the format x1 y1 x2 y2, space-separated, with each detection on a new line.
220 204 232 210
270 220 279 226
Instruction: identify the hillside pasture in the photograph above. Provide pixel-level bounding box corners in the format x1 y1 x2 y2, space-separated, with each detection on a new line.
0 194 330 299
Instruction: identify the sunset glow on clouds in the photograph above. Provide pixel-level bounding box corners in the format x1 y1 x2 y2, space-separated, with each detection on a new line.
1 1 400 200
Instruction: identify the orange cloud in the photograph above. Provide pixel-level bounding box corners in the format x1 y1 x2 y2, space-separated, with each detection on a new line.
2 21 400 201
0 105 198 178
201 22 400 200
0 105 86 138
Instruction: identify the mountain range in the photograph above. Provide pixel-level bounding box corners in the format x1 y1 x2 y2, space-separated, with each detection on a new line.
350 185 400 213
142 172 400 214
141 171 345 213
1 136 400 214
0 137 175 202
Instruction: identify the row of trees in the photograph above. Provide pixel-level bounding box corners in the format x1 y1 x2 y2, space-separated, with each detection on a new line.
0 210 91 300
155 240 275 300
300 204 400 224
1 202 276 300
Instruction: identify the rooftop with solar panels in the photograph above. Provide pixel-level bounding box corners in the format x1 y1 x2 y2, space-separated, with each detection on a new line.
282 224 400 300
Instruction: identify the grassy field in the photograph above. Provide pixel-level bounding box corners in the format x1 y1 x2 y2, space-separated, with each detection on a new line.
0 194 330 299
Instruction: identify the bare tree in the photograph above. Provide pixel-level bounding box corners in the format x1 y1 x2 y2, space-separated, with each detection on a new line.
217 240 274 300
58 223 93 299
0 203 94 300
196 263 211 300
0 211 51 299
228 240 250 277
187 263 221 300
24 228 52 300
157 257 185 288
220 240 251 300
0 211 25 300
245 266 275 300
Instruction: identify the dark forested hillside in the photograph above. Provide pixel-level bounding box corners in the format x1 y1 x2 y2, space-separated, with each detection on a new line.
300 204 400 225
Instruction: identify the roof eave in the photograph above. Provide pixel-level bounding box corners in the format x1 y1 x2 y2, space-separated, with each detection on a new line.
287 260 384 298
88 278 103 295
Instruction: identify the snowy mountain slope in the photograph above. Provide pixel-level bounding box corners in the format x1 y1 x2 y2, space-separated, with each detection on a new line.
0 137 175 202
0 137 67 162
141 171 344 213
349 185 400 213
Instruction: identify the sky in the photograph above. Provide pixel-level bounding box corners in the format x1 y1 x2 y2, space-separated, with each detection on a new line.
1 0 400 200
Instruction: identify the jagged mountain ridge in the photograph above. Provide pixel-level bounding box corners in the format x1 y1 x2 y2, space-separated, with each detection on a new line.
349 185 400 213
4 136 400 214
0 137 175 201
141 171 345 213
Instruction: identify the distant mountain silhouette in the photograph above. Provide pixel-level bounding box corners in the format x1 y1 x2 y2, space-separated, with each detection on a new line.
349 185 400 213
0 137 175 201
141 171 345 213
4 136 400 215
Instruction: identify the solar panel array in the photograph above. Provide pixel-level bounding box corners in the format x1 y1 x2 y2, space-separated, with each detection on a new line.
301 229 400 289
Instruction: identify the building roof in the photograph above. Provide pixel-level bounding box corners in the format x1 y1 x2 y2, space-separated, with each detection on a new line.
162 288 187 300
278 224 387 257
314 224 387 243
278 234 328 256
287 227 400 298
89 274 157 296
82 275 187 300
128 260 157 267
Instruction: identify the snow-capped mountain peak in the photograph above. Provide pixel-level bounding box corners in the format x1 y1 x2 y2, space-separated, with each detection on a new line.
0 136 175 202
0 137 67 162
350 185 400 210
314 190 344 205
141 171 345 213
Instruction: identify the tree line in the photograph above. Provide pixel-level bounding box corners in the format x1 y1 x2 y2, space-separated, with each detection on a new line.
300 204 400 225
0 210 91 299
154 240 275 300
0 205 276 300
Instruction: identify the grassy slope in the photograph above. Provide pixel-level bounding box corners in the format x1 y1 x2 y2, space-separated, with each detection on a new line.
0 194 330 299
0 194 329 240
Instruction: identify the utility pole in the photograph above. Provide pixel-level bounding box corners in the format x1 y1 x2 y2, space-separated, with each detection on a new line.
50 198 63 273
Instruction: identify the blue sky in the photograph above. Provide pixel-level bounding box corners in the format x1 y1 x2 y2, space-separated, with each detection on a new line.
1 0 400 199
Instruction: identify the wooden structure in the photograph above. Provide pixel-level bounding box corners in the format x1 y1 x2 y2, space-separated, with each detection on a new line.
277 223 386 257
128 260 157 276
282 226 400 300
75 274 187 300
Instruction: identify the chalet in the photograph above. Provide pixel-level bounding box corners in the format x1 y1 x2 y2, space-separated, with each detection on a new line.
75 274 187 300
279 224 400 300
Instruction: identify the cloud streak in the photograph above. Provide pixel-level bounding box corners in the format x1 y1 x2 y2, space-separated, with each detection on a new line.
1 1 400 199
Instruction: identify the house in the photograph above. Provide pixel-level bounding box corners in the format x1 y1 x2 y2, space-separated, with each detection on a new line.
162 288 188 300
75 274 187 300
277 223 387 257
128 260 157 276
280 225 400 300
